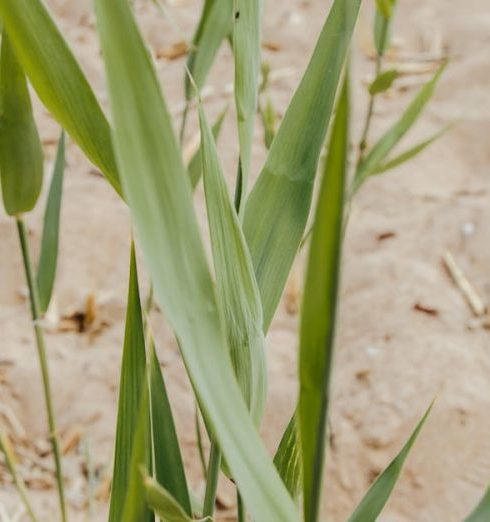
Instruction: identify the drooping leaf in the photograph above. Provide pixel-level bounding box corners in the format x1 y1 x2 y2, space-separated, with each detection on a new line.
185 0 233 101
464 487 490 522
374 0 397 55
144 474 211 522
94 1 299 520
0 0 121 196
368 69 398 95
243 0 361 331
233 0 262 210
0 32 43 216
149 341 192 516
188 106 227 190
273 413 302 502
370 125 450 175
353 63 446 193
199 102 267 425
109 245 150 522
37 131 65 314
347 403 433 522
299 76 349 522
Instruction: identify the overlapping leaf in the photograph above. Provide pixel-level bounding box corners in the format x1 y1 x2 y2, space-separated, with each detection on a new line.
94 0 298 519
243 0 361 331
0 32 43 216
199 102 266 425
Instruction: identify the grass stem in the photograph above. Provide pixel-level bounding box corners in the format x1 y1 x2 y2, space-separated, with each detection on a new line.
202 440 221 517
237 490 246 522
16 218 68 522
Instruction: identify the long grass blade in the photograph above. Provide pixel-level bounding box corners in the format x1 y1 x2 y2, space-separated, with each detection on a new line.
0 31 43 216
94 1 299 520
0 0 121 196
37 131 65 314
109 245 150 522
347 403 433 522
354 63 446 192
144 474 212 522
149 341 192 516
464 487 490 522
232 0 262 211
199 102 266 425
243 0 361 331
299 77 349 522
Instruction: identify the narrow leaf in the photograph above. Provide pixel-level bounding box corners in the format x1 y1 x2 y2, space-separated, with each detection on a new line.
354 63 446 192
371 125 450 175
299 77 349 522
185 0 233 100
464 487 490 522
233 0 262 210
121 383 152 522
273 414 302 502
0 0 121 196
243 0 361 331
149 342 192 516
347 403 433 522
374 0 397 55
109 245 149 522
0 32 43 216
199 102 267 425
368 69 398 95
188 106 227 190
144 474 211 522
37 132 65 314
94 1 299 520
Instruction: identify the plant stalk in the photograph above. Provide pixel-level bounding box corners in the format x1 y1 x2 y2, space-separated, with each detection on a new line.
16 218 68 522
237 490 246 522
202 440 221 517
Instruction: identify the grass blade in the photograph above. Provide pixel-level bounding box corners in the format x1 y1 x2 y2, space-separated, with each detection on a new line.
188 106 227 190
109 245 150 522
243 0 361 331
144 474 211 522
347 403 433 522
0 32 43 216
149 341 192 516
299 77 349 522
185 0 233 101
233 0 262 210
273 413 302 502
121 382 152 522
354 63 446 192
37 131 65 314
94 1 299 520
199 102 267 425
0 0 121 196
368 69 398 96
370 125 450 175
374 0 397 55
464 487 490 522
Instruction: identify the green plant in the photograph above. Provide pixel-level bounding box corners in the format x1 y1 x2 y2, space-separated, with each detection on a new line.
0 1 487 521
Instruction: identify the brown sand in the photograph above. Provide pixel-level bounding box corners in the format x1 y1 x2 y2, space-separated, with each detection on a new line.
1 0 490 520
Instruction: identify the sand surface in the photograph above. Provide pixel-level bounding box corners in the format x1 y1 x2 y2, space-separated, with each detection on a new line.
1 0 490 520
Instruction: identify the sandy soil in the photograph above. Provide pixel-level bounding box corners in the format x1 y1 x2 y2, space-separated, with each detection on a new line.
1 0 490 520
